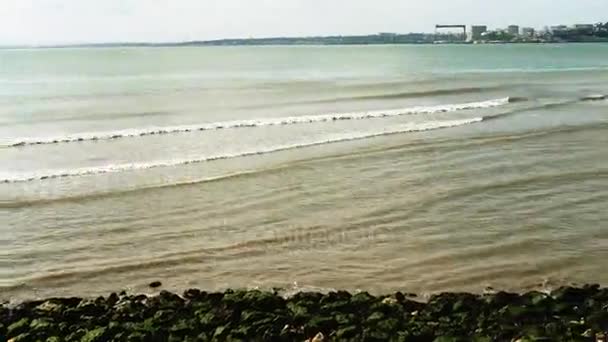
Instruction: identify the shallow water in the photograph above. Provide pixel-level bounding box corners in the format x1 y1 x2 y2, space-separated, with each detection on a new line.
1 44 607 301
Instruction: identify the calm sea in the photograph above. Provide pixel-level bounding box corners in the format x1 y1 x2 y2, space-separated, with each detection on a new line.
1 44 607 301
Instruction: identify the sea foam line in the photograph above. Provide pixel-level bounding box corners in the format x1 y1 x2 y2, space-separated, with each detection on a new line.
4 97 509 148
1 118 482 183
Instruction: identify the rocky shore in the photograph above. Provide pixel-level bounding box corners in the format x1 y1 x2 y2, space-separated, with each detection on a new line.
2 285 608 341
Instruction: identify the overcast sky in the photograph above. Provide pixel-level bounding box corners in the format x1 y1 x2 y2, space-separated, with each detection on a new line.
2 0 607 45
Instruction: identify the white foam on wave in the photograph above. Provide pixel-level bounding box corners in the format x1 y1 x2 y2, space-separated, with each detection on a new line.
1 117 483 183
581 94 606 101
4 97 509 148
452 66 608 74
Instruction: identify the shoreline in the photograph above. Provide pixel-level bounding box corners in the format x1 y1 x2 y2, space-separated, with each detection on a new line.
2 286 607 341
2 40 608 50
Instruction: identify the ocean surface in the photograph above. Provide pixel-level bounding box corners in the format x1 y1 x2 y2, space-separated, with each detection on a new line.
1 44 607 302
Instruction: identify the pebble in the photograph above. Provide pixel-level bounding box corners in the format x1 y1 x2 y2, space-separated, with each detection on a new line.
311 332 325 342
149 281 162 288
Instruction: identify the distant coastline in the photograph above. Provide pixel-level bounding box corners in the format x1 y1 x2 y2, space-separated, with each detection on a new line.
3 32 608 49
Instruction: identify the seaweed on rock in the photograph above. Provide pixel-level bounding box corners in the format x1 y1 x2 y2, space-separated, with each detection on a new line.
1 286 608 341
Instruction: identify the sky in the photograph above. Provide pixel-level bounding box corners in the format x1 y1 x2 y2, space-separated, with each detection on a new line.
1 0 607 45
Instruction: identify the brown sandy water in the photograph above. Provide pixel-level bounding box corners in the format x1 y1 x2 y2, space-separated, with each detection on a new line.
1 44 607 301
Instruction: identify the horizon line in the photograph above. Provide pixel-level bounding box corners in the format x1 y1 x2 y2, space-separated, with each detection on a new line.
2 22 606 49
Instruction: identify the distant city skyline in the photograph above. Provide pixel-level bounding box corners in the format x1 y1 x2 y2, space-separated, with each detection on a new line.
1 0 607 45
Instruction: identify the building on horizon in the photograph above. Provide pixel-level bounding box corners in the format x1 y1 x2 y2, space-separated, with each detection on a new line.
508 25 520 36
521 27 535 37
551 25 568 33
572 24 595 35
470 25 487 41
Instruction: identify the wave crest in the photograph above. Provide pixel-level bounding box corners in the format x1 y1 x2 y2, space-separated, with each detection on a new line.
1 118 482 183
4 98 509 148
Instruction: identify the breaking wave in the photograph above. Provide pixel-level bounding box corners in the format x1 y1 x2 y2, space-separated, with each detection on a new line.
452 66 608 74
1 118 482 183
3 97 510 148
581 94 606 101
242 86 515 108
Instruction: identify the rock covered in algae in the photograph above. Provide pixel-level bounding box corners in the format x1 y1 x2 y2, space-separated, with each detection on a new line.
0 286 607 341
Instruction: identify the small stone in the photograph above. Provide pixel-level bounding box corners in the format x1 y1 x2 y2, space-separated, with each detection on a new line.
582 329 594 338
335 313 355 326
350 292 374 305
472 336 492 342
377 318 399 332
311 332 325 342
336 326 358 339
107 292 119 306
394 292 406 302
551 286 587 304
382 297 398 305
81 327 108 342
199 312 218 327
306 316 336 334
8 334 33 342
153 309 176 322
149 281 162 288
29 319 52 332
483 287 496 295
183 288 201 299
133 294 147 302
544 322 560 335
7 318 30 338
213 325 228 338
169 319 190 333
569 319 584 326
366 311 385 323
36 301 63 313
